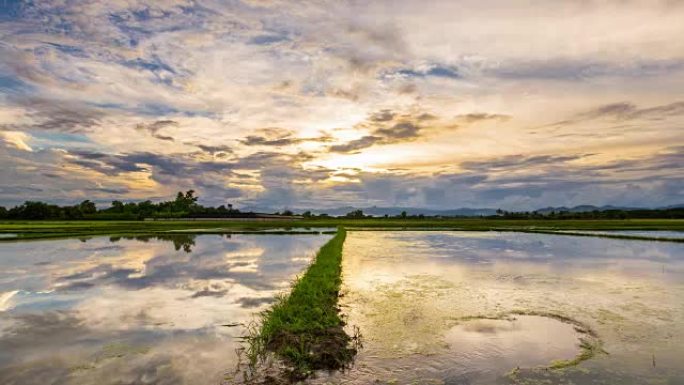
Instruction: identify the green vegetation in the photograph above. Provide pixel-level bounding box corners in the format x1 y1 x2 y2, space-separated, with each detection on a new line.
0 190 249 220
246 228 357 381
2 190 683 221
548 337 603 370
495 207 684 219
1 218 683 242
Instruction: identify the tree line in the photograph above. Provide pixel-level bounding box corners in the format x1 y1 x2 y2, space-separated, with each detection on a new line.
493 208 684 219
0 190 251 220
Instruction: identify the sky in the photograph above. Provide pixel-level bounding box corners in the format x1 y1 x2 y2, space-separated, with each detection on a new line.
0 0 683 211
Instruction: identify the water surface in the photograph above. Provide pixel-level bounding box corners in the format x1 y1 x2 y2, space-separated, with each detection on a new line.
556 230 684 239
0 234 330 385
320 231 684 385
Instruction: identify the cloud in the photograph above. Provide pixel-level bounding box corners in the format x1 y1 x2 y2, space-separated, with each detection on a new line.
328 109 432 153
460 154 586 172
579 101 684 121
389 64 461 79
369 109 396 122
487 59 684 81
248 33 289 45
0 0 683 209
0 131 32 151
455 113 511 124
375 121 420 139
329 135 382 153
134 119 178 141
241 135 301 146
547 101 684 128
195 144 232 156
239 128 332 147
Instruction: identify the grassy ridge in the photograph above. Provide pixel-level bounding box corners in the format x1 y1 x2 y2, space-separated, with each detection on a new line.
248 228 356 380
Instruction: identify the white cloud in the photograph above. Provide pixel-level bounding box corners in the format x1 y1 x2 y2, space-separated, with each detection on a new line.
0 131 32 151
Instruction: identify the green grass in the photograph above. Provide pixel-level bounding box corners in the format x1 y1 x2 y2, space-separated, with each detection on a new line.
548 337 603 370
246 227 357 380
1 218 683 242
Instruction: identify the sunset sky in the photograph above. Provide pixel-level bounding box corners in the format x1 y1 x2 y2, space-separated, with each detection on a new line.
0 0 683 210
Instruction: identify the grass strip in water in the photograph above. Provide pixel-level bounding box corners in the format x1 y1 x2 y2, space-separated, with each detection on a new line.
247 227 357 381
513 229 684 243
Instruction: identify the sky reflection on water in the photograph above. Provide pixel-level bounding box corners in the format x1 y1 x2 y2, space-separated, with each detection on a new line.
321 231 684 385
0 234 330 385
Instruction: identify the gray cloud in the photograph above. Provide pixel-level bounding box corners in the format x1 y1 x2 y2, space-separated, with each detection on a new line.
239 128 332 147
195 144 233 156
21 100 104 133
134 120 178 142
375 121 421 139
547 100 684 128
460 154 586 172
329 135 382 153
328 110 430 153
241 135 302 146
487 59 684 81
455 113 511 124
369 109 396 122
579 101 684 121
319 147 683 210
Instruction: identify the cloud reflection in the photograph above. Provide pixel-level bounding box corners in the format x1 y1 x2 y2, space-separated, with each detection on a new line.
0 234 329 384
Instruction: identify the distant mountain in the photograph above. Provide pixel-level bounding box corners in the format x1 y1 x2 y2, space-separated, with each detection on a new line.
240 205 497 217
239 203 684 217
533 205 643 214
316 206 498 217
662 203 684 209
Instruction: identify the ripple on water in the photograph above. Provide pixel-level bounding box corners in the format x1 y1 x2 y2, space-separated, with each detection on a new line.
445 315 584 370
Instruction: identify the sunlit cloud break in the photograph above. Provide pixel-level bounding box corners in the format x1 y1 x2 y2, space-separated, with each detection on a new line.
0 0 683 210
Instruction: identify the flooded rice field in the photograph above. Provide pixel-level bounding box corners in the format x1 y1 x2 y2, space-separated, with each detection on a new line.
0 234 330 385
319 231 684 385
555 230 684 239
1 230 684 385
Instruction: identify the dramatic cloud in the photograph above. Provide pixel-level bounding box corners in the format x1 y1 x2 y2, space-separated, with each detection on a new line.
328 109 436 153
0 0 683 209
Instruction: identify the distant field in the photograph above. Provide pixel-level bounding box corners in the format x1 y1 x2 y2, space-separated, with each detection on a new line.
1 218 683 241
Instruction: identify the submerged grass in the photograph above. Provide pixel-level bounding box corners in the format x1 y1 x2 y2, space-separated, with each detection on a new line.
246 227 357 381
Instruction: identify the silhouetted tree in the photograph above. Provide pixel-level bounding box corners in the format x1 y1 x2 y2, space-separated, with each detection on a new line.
79 200 97 215
345 209 365 219
111 200 124 213
10 201 51 219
